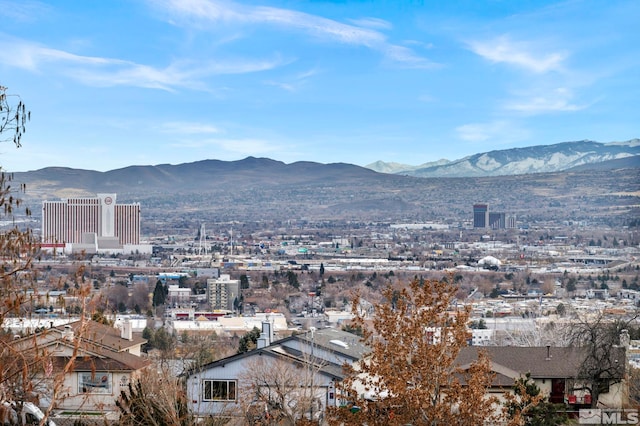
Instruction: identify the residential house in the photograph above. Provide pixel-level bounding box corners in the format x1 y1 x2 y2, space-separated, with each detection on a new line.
456 345 628 409
184 322 628 422
7 319 150 414
184 323 367 422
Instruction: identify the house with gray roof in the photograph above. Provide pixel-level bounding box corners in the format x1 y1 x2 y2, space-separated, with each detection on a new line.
185 323 629 422
184 323 367 423
456 345 628 409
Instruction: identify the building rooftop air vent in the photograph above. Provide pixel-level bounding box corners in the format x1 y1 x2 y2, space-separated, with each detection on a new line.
329 339 349 349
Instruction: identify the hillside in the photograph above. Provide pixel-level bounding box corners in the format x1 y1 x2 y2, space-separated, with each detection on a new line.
367 139 640 177
13 154 640 236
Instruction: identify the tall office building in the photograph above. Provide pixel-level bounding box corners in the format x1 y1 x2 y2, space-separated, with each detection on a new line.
489 212 506 229
473 204 489 228
207 274 241 311
473 204 516 229
42 193 141 250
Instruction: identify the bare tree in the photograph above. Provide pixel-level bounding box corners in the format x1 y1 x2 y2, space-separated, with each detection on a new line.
104 283 130 313
501 319 570 347
1 267 93 425
239 355 325 425
117 365 194 426
564 311 637 408
0 83 41 408
131 282 151 313
630 367 640 408
0 85 95 424
0 85 29 147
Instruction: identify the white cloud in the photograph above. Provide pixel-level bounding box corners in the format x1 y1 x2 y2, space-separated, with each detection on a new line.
296 68 321 80
171 137 283 156
382 44 436 69
264 80 295 92
468 35 566 73
505 87 588 114
0 0 51 22
0 37 116 71
0 36 284 91
150 0 436 68
347 17 393 30
418 94 436 103
263 67 322 92
456 120 530 143
404 40 434 50
161 122 220 134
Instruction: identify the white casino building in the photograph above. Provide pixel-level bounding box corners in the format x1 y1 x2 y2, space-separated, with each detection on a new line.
41 193 151 254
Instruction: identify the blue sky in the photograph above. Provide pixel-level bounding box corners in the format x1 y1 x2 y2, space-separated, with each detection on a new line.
0 0 638 172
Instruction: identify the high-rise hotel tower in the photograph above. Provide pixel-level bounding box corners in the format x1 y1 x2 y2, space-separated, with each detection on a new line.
473 204 489 228
42 193 141 248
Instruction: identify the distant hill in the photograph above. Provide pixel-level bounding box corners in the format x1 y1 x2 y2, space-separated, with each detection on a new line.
10 141 640 230
13 157 404 201
567 155 640 171
366 139 640 177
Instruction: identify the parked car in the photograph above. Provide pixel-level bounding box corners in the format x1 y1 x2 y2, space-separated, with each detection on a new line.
1 401 57 426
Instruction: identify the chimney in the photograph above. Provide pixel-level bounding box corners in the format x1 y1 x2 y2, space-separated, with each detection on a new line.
257 321 272 349
545 345 551 360
121 319 133 341
62 325 74 341
620 329 630 349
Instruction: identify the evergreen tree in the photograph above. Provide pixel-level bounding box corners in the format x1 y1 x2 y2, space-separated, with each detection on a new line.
238 327 262 353
240 274 250 289
152 280 166 306
504 373 568 426
286 270 300 289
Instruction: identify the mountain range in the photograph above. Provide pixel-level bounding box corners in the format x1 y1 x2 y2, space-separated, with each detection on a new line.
9 139 640 228
365 139 640 177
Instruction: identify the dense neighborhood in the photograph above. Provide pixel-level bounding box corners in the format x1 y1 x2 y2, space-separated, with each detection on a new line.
2 213 639 424
1 85 639 424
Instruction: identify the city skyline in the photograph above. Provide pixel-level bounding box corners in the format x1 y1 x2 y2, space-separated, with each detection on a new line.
1 0 638 172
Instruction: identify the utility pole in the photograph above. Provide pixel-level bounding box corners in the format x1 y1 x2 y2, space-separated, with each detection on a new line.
310 327 316 423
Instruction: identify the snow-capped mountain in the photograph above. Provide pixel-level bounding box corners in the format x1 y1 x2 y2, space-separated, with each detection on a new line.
367 139 640 177
365 159 451 174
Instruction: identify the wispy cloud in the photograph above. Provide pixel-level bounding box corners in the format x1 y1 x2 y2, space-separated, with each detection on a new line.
264 67 322 92
418 94 436 103
404 40 434 50
264 80 295 92
505 87 588 114
467 35 566 73
0 0 51 22
456 120 530 143
347 17 393 30
171 137 283 156
0 36 284 91
161 122 221 134
0 37 116 71
149 0 436 68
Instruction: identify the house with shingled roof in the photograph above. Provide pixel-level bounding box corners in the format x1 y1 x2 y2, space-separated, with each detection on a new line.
7 319 150 414
184 323 367 422
456 345 628 409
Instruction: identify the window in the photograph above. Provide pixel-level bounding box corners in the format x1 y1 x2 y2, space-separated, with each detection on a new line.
78 372 112 394
203 380 236 401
